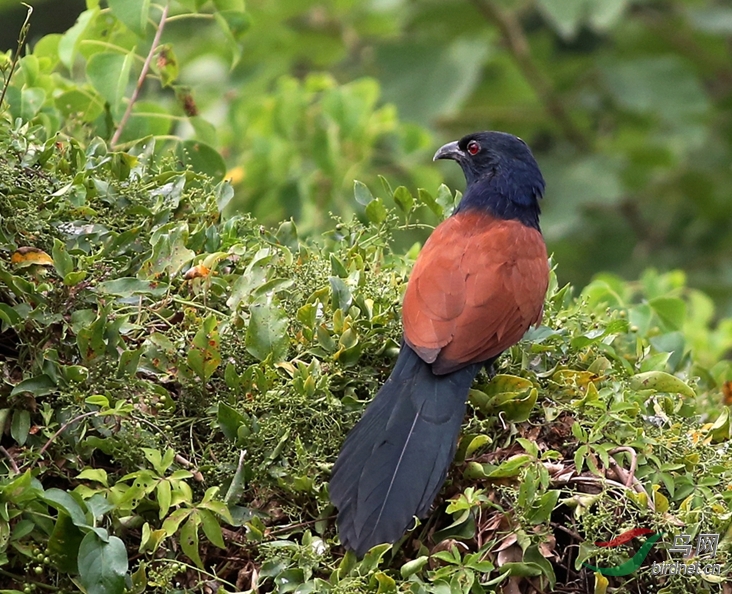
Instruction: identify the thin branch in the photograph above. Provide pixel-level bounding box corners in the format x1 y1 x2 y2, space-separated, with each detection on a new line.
0 446 19 474
268 516 333 536
0 567 56 591
174 453 204 482
111 1 170 146
469 0 590 150
608 446 638 488
0 4 33 112
37 411 100 459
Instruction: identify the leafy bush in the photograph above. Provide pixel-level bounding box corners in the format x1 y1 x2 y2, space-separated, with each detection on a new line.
0 115 731 593
0 1 439 239
7 0 732 313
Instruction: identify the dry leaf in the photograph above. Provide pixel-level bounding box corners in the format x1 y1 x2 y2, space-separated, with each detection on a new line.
11 247 54 267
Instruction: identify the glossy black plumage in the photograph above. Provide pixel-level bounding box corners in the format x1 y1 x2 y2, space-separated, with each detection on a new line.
329 344 481 557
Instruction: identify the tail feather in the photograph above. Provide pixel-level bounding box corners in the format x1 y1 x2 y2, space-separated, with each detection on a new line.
330 344 480 556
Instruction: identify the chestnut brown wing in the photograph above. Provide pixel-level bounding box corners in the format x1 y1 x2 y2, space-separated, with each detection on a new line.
402 211 548 375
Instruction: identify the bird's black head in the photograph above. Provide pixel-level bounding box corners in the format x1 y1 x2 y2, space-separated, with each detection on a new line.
434 131 545 229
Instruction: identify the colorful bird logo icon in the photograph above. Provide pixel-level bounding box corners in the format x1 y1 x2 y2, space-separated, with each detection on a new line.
584 528 662 576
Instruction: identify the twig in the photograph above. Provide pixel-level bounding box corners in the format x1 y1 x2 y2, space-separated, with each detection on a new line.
0 4 33 112
469 0 590 150
0 446 19 474
111 1 170 146
174 453 204 482
37 411 100 459
564 476 655 511
608 446 638 488
268 516 333 536
0 567 55 591
551 522 583 542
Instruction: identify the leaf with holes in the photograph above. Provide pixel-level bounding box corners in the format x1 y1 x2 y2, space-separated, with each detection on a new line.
180 512 204 569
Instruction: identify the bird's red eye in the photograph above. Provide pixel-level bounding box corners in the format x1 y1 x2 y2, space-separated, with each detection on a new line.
467 140 480 155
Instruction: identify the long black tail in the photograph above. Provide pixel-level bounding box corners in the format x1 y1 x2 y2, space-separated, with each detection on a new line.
329 344 481 557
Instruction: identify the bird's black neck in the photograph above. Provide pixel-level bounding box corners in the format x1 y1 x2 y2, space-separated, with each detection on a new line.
454 172 542 231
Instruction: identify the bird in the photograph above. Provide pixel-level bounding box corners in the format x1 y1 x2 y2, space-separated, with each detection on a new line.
329 131 549 557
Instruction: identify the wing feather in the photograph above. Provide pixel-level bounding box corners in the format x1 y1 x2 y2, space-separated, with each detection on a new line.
402 211 548 375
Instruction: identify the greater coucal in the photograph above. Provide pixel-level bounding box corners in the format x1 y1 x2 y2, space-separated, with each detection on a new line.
329 131 549 557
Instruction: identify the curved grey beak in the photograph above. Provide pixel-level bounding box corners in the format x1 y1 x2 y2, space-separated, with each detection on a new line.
433 140 463 162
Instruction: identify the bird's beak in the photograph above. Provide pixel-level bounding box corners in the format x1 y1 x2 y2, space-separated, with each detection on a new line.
433 140 463 162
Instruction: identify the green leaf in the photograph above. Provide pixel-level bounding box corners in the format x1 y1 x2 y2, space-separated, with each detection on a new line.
42 489 89 528
48 512 85 574
329 277 352 313
245 303 289 363
392 185 413 212
435 184 457 217
20 88 46 121
536 0 586 40
417 188 442 217
213 0 250 42
649 296 687 330
11 374 56 397
187 315 221 381
213 0 245 11
156 480 171 520
117 101 174 142
10 411 30 446
161 508 191 536
365 198 387 224
354 180 374 206
77 469 109 487
217 402 245 441
78 530 129 594
213 12 246 67
174 140 226 181
400 556 429 578
528 490 560 524
97 278 166 297
0 304 22 329
155 44 179 86
486 455 533 478
55 88 105 122
52 239 73 279
629 371 695 397
376 38 489 124
108 0 151 36
215 181 235 212
199 508 225 548
180 513 204 569
141 222 195 277
86 52 134 112
58 8 98 70
603 56 709 123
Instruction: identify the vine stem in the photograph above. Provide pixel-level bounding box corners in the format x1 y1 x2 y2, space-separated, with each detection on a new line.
469 0 590 150
37 411 100 460
0 4 33 112
111 1 170 147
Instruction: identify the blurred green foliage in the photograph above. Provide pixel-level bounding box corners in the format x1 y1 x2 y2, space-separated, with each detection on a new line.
3 0 732 313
